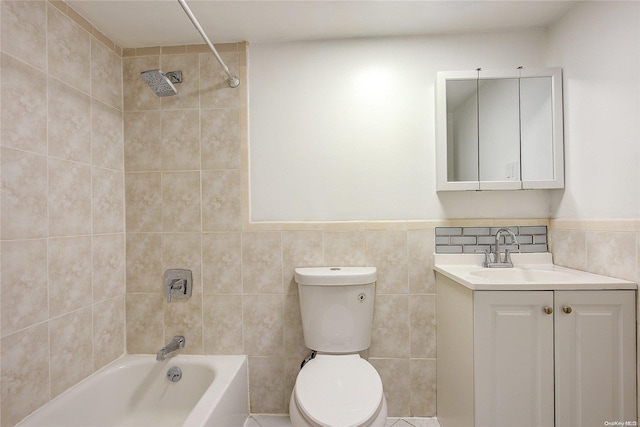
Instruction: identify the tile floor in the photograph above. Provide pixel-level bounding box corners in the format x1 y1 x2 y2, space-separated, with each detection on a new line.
245 415 442 427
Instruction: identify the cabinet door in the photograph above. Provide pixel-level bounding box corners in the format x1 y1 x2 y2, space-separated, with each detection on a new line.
555 291 636 427
474 291 555 427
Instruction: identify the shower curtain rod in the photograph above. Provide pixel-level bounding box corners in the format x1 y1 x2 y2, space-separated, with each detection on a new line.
177 0 240 88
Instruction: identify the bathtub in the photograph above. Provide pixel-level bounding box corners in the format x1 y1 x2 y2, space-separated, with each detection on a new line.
17 354 248 427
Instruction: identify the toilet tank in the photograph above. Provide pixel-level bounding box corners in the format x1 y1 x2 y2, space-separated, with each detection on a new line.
295 267 377 353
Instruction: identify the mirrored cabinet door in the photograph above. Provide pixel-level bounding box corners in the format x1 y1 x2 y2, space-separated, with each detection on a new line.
436 67 564 191
445 78 478 183
478 74 521 189
519 69 564 189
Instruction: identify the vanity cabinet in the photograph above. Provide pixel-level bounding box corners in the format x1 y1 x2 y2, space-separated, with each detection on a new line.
435 68 564 191
436 274 637 427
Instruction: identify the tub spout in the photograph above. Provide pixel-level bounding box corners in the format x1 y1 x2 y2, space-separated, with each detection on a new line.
156 335 185 361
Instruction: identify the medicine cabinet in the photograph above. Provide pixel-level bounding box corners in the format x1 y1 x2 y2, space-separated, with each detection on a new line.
436 68 564 191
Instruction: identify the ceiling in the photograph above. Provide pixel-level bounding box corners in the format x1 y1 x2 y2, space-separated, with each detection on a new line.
67 0 578 48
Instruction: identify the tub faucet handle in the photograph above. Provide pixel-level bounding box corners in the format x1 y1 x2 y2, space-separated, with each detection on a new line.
164 269 192 303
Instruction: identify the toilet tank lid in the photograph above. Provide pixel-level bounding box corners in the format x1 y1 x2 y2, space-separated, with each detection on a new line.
295 267 377 286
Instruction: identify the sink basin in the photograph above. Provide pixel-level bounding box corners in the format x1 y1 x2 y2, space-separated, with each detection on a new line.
470 267 575 283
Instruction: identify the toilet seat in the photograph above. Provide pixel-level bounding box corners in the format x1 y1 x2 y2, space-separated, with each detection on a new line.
294 354 384 427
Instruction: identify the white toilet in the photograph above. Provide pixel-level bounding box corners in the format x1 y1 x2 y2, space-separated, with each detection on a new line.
289 267 388 427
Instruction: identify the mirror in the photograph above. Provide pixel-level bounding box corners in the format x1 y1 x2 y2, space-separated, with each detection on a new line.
436 68 563 191
445 79 478 182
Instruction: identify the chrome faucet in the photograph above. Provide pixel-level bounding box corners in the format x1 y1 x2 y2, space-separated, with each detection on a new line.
482 228 519 268
156 335 185 361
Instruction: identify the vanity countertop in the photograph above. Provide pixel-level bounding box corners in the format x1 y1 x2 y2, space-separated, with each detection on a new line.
434 253 637 291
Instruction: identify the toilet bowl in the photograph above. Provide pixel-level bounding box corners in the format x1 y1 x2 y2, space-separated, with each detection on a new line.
289 354 387 427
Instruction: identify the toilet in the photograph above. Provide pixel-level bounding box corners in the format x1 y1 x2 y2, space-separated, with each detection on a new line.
289 267 388 427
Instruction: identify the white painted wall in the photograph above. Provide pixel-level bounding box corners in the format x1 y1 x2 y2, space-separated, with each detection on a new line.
546 1 640 219
248 30 553 221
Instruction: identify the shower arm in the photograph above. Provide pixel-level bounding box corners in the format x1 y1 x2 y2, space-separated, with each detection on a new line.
177 0 240 88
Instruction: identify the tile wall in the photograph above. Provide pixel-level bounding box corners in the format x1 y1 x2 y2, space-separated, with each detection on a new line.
0 1 125 426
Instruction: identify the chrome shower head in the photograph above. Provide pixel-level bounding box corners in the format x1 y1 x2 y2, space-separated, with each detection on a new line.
140 69 181 97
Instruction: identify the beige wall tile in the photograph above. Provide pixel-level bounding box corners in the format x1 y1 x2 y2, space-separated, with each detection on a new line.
202 232 243 294
161 110 200 170
125 172 162 232
283 357 302 413
1 148 48 239
370 295 410 358
410 358 437 416
0 323 49 427
408 229 435 294
369 357 411 417
410 295 436 358
366 230 409 294
201 108 241 170
126 233 162 293
323 230 366 266
242 232 283 294
1 239 48 336
48 236 92 317
50 307 93 397
202 169 242 231
48 78 91 163
47 4 90 93
164 297 203 354
92 233 125 303
586 231 637 281
93 296 125 370
162 45 187 55
284 294 307 359
243 294 284 356
203 295 244 354
92 167 124 234
162 171 201 232
48 158 92 237
248 356 286 414
91 38 122 110
135 46 161 56
92 100 123 170
549 229 587 271
126 293 163 354
1 0 47 70
1 53 47 154
124 111 161 171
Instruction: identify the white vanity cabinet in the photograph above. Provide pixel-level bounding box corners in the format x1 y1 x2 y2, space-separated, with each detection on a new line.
436 273 637 427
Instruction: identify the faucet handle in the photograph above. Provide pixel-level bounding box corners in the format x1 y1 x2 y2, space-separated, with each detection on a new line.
475 248 491 267
503 249 514 266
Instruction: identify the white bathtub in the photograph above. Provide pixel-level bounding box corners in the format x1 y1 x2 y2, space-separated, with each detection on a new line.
17 354 248 427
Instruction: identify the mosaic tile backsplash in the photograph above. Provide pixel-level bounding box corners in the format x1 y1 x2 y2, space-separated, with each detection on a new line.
435 226 548 254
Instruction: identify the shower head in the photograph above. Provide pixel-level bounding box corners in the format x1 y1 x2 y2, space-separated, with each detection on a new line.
140 69 181 97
